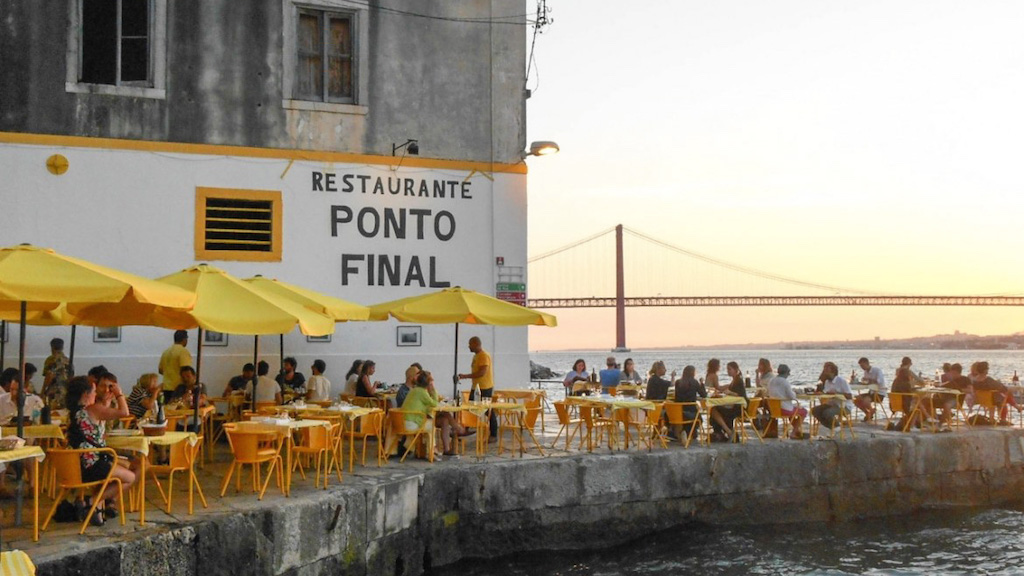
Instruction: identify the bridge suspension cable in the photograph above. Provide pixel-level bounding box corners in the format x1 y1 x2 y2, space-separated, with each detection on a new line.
527 226 615 263
621 227 883 296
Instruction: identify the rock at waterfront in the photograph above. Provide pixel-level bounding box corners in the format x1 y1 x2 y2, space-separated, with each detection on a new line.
530 360 558 380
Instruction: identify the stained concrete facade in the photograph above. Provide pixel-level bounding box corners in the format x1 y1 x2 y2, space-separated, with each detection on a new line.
0 1 527 163
0 1 534 386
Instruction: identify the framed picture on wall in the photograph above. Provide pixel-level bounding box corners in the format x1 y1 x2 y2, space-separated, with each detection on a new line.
307 334 332 343
93 327 121 343
204 331 228 347
396 326 422 347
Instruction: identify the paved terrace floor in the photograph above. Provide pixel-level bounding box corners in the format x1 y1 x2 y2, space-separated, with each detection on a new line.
0 409 1012 565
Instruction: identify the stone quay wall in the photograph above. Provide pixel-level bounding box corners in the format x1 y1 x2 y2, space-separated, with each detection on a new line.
37 429 1024 576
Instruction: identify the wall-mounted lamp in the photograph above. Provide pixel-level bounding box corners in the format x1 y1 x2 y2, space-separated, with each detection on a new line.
392 139 419 156
524 140 559 158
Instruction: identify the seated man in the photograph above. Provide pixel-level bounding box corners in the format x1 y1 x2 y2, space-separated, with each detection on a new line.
970 361 1021 425
810 362 853 433
306 359 331 402
174 366 209 431
0 377 45 425
249 361 279 405
599 356 622 393
396 364 421 408
275 357 306 399
222 363 255 398
853 357 888 422
768 364 806 440
937 374 972 431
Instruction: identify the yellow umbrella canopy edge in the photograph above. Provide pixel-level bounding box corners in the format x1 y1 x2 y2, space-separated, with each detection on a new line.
368 286 557 326
157 264 336 336
242 276 371 322
0 244 195 308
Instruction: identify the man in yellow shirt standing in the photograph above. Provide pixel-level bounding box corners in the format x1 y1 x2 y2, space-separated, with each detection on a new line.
458 336 497 441
158 330 192 403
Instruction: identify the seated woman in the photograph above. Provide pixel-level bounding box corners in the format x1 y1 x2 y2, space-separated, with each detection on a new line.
620 358 644 386
356 360 379 397
644 361 673 401
343 360 362 398
66 375 135 525
709 361 747 442
889 367 926 431
402 371 464 457
126 373 161 420
562 359 589 397
672 365 707 439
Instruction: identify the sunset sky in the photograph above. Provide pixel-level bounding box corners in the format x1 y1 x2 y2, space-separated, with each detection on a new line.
524 1 1024 351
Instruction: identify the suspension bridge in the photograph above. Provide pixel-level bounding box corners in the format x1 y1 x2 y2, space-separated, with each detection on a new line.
526 225 1024 350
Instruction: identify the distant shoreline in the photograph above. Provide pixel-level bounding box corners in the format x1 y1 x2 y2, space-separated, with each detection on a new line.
531 331 1024 353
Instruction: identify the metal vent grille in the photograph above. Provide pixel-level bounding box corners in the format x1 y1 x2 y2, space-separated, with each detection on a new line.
203 197 274 252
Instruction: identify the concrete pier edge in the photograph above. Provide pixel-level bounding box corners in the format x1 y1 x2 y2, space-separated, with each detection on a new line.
35 429 1024 576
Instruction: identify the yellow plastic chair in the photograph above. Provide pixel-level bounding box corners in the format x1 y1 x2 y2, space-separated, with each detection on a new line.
348 410 385 472
971 390 1008 425
497 397 542 455
455 408 489 456
578 405 616 452
42 448 126 534
220 427 284 500
664 401 703 447
738 397 763 443
550 401 581 450
387 409 434 462
636 402 667 451
0 550 35 576
291 424 332 489
887 392 916 431
765 398 797 439
149 435 208 514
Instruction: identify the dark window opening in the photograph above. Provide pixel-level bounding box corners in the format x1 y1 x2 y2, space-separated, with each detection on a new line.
80 0 150 85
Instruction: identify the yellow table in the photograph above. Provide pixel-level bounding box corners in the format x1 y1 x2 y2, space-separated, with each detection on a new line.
0 446 44 541
435 402 540 457
106 431 199 525
1 425 64 441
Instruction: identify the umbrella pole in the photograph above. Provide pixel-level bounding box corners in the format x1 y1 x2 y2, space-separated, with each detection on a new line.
69 325 77 374
0 320 6 371
195 328 203 434
15 301 27 526
252 335 259 411
453 323 460 404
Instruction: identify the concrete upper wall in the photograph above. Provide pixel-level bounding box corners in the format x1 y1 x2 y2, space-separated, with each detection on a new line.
0 0 527 163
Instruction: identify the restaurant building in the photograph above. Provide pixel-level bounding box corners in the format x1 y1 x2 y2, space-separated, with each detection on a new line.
0 1 533 390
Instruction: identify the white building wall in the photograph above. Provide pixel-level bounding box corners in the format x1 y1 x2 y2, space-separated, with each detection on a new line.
0 141 530 394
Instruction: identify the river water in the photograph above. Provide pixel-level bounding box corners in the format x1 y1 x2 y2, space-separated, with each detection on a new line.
437 348 1024 575
441 505 1024 575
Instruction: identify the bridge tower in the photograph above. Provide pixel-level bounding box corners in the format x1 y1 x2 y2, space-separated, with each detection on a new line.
614 224 628 351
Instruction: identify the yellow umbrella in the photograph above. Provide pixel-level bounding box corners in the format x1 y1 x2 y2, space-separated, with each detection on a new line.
367 286 557 326
240 275 371 402
368 286 557 399
242 276 370 322
68 264 335 336
0 244 195 530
